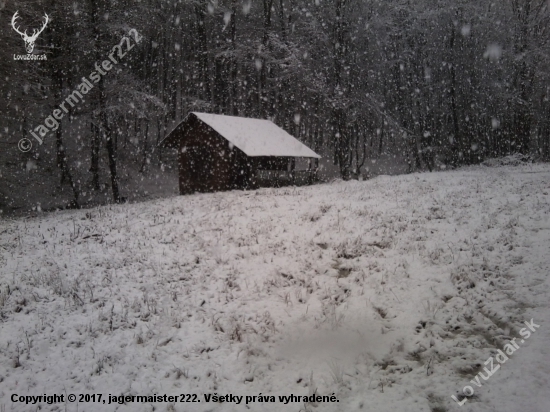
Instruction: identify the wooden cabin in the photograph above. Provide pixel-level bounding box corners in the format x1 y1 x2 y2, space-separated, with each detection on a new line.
160 112 321 194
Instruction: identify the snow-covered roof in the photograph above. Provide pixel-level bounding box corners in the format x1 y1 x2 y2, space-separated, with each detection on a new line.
164 112 321 159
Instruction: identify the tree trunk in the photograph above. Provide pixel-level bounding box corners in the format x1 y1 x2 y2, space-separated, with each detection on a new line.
91 0 120 203
449 24 461 166
195 1 208 100
49 0 79 208
90 117 100 190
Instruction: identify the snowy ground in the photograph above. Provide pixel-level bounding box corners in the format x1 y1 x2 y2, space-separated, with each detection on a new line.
1 163 549 412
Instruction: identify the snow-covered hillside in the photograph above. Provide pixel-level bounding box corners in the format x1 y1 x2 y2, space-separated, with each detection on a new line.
1 164 549 412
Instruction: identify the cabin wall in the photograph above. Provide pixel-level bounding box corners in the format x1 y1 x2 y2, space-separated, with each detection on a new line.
230 150 257 190
178 117 233 194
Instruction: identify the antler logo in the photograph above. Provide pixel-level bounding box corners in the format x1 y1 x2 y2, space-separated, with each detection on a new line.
11 11 49 54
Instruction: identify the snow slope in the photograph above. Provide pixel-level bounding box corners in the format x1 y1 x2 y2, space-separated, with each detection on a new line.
1 163 549 412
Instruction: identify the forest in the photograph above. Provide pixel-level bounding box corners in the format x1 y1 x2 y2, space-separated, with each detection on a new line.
1 0 549 209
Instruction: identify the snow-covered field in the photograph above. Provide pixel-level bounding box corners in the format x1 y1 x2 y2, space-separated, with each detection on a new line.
1 164 549 412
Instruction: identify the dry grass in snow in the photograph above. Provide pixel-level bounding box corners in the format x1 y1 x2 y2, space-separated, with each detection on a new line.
1 163 550 412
